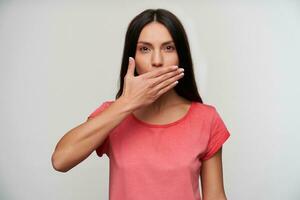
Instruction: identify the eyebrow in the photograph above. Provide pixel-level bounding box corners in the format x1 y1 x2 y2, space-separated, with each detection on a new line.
137 40 174 46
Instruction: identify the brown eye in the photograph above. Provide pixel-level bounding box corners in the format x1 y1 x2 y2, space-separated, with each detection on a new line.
165 45 175 51
139 46 150 53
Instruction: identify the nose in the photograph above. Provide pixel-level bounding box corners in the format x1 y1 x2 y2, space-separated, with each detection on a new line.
151 49 163 68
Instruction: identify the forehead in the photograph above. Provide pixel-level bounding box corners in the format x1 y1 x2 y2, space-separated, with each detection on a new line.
138 22 173 43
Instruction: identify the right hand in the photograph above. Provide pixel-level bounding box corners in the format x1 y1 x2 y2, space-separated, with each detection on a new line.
119 57 185 111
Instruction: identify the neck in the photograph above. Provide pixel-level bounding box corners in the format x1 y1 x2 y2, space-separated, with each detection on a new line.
149 89 183 111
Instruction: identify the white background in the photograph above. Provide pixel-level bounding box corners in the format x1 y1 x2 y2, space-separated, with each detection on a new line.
1 0 299 199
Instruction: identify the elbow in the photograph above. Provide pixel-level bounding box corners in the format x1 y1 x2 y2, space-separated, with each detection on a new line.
51 152 69 173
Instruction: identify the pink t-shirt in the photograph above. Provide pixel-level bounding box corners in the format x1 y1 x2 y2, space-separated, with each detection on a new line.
87 100 230 200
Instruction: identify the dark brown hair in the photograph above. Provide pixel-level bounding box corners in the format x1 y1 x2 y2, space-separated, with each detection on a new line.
115 8 203 103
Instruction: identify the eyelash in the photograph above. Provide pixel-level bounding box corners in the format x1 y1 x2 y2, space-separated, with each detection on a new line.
138 45 175 53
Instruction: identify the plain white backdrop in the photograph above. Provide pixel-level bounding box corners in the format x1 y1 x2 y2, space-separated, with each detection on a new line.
1 0 299 199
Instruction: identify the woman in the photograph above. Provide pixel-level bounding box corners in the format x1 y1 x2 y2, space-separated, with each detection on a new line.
52 8 230 200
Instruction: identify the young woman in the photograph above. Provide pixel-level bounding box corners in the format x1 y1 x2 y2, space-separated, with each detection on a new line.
52 8 230 200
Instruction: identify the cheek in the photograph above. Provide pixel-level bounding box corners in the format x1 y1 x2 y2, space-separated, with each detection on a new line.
134 52 179 73
165 53 179 64
134 56 151 74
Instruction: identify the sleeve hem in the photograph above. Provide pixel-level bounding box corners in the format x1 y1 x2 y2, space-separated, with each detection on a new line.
95 135 110 158
95 148 105 157
201 131 230 161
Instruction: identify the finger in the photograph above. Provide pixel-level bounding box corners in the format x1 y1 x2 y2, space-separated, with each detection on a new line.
156 80 179 97
142 65 179 79
151 68 183 88
126 57 136 77
153 71 184 91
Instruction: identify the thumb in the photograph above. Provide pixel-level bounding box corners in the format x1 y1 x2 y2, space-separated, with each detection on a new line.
127 57 136 77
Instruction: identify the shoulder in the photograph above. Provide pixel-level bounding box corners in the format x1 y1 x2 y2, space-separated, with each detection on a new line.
87 99 115 119
193 101 217 116
103 100 115 106
194 102 230 135
95 99 115 109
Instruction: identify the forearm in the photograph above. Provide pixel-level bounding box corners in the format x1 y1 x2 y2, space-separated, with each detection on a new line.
51 97 134 172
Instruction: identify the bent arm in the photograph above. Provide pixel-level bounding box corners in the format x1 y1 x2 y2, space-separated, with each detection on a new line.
51 97 134 172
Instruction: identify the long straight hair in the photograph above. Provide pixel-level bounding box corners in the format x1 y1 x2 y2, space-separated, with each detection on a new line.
115 8 203 103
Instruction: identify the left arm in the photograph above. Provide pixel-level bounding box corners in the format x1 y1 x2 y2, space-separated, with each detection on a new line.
200 147 227 200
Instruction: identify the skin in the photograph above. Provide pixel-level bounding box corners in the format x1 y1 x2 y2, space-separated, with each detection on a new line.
201 148 227 200
134 22 227 200
133 21 191 124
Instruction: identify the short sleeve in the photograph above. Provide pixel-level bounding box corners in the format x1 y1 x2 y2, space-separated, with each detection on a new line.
87 101 111 120
87 101 113 157
201 107 231 161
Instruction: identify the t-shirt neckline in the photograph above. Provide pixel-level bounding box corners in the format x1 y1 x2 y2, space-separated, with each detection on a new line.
130 101 195 128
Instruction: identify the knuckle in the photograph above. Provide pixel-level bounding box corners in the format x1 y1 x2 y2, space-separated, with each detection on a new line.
140 77 146 83
147 80 155 88
160 74 167 81
149 94 156 101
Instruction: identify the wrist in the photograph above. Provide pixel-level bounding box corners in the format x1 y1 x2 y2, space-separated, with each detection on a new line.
115 96 136 114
